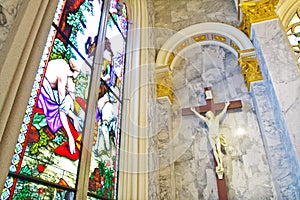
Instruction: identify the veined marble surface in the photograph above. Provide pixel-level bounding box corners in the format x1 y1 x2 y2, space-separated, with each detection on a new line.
152 0 240 50
0 0 23 49
251 19 300 199
163 44 277 199
252 19 300 159
251 81 300 199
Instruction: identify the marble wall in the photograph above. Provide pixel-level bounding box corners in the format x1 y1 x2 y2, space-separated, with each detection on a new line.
146 0 300 199
251 19 300 199
0 0 23 49
152 0 240 50
153 44 277 199
147 0 162 199
149 1 276 199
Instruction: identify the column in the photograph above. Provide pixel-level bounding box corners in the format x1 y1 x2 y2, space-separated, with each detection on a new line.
240 0 300 199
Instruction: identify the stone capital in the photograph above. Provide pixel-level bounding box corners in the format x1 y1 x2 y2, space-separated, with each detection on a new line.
239 0 279 36
155 65 174 103
238 52 263 90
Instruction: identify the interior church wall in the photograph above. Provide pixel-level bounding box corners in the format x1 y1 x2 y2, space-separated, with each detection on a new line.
152 0 240 50
150 0 279 199
147 0 162 199
171 45 276 199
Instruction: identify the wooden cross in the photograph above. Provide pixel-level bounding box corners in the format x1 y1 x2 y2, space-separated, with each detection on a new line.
182 87 242 116
182 87 242 200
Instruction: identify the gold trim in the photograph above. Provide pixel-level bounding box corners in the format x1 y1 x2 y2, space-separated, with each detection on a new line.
230 41 240 52
238 54 263 90
194 34 207 42
167 53 175 66
214 34 226 43
239 0 279 37
156 67 174 103
176 41 187 51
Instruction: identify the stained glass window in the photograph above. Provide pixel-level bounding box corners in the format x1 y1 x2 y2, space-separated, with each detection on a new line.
1 0 128 200
287 8 300 65
88 1 127 199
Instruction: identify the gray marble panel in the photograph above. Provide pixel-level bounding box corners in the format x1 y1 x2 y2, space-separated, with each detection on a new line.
251 81 300 199
251 19 300 161
153 0 239 46
170 44 276 199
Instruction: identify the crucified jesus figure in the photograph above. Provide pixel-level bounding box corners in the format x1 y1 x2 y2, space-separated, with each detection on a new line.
191 102 230 179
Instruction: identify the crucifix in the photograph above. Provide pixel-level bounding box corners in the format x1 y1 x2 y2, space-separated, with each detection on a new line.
182 87 242 200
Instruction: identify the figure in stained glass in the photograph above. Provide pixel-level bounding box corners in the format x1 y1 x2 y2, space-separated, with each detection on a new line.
37 58 81 158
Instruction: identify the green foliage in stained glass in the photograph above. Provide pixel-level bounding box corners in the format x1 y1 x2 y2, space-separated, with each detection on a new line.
30 129 50 155
81 0 94 14
75 73 89 99
51 39 66 60
65 45 76 60
67 12 85 34
32 113 47 130
95 160 115 197
107 14 118 29
50 39 75 61
52 135 64 145
13 185 31 200
66 0 94 50
20 165 33 176
52 39 66 54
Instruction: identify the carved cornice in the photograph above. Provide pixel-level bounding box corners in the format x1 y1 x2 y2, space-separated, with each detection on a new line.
238 53 263 90
155 66 173 103
239 0 279 37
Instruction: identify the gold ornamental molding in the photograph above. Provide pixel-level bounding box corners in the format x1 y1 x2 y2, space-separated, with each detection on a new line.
155 65 174 103
238 52 263 90
165 33 241 69
239 0 279 37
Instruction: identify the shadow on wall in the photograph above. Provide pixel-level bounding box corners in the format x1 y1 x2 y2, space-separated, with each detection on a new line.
0 5 7 25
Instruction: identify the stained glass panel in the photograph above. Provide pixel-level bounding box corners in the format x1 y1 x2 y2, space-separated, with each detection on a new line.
109 0 128 38
89 97 121 199
2 176 74 200
102 20 126 100
1 0 103 199
88 2 127 198
52 0 103 64
1 0 128 199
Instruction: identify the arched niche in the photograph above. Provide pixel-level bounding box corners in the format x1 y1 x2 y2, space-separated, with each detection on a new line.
156 22 254 70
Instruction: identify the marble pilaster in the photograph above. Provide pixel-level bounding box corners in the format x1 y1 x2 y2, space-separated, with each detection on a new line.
251 80 300 199
250 18 300 198
251 19 300 152
155 97 176 200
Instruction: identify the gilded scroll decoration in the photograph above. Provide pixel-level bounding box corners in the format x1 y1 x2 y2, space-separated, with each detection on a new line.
156 66 174 103
239 0 279 37
238 54 263 90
